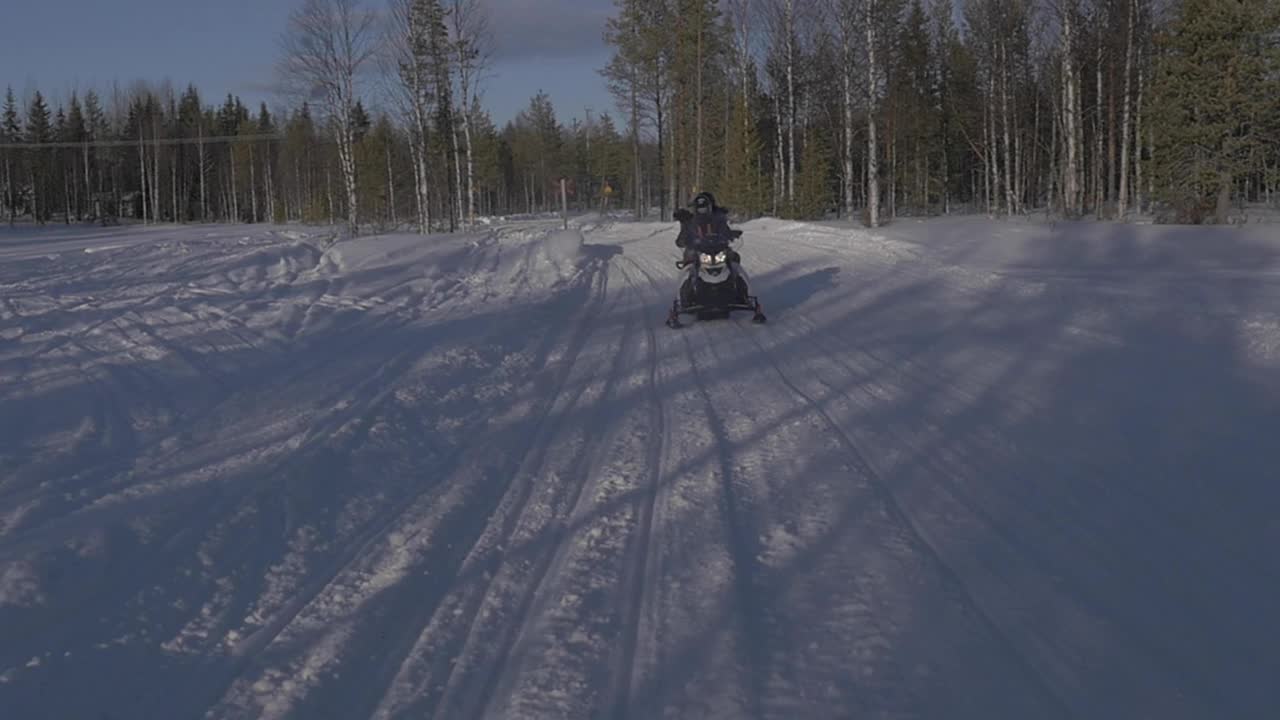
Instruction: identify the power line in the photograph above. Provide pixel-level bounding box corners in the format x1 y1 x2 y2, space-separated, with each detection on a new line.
0 133 285 150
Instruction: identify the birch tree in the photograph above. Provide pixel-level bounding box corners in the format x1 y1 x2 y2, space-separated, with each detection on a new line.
386 0 446 233
279 0 377 235
2 89 18 224
1054 0 1083 216
450 0 491 227
1117 0 1136 217
826 0 859 218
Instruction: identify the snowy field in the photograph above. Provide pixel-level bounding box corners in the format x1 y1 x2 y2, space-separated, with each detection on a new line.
2 213 1279 719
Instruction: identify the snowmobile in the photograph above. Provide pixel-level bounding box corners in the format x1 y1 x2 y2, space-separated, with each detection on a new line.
665 220 766 329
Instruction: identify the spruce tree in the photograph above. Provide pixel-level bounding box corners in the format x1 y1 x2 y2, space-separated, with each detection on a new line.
26 92 52 222
83 91 107 212
351 101 372 142
1150 0 1278 223
66 95 87 219
794 129 833 220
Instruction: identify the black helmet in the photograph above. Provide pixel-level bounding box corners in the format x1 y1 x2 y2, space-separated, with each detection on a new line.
692 191 716 214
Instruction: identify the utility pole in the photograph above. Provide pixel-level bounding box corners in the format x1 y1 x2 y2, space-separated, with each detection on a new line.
585 106 593 210
561 177 568 229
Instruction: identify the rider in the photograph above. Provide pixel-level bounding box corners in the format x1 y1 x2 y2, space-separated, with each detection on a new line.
674 191 739 305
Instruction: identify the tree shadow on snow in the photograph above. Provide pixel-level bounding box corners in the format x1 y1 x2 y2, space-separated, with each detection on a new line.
4 225 1280 719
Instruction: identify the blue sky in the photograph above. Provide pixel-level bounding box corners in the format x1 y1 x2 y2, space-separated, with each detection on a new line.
0 0 618 127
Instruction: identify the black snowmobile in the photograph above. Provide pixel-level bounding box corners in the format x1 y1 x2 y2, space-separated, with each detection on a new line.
665 208 767 329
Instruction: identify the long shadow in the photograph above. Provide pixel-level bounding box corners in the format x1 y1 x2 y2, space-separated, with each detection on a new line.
4 221 1280 719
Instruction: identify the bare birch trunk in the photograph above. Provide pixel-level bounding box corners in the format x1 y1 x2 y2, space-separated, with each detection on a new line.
138 125 148 224
451 118 464 228
1118 0 1135 218
31 167 40 224
152 123 161 222
4 158 12 225
695 16 704 191
632 74 642 219
326 164 334 226
1135 49 1145 214
1050 86 1059 211
250 144 259 222
1063 4 1081 217
83 142 91 219
266 152 276 222
1001 42 1016 217
411 145 425 230
386 144 396 226
461 107 475 225
866 3 879 228
985 75 995 215
171 153 178 222
63 162 72 224
337 124 358 233
230 143 239 223
843 27 854 217
785 0 796 205
199 126 207 221
773 89 784 215
1094 31 1104 218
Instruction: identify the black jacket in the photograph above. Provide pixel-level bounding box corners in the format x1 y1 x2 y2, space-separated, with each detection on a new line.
675 208 734 250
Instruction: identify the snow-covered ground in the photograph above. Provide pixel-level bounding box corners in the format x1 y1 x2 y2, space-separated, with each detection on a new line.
2 213 1278 719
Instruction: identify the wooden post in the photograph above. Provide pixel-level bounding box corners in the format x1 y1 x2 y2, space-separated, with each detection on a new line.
561 177 568 229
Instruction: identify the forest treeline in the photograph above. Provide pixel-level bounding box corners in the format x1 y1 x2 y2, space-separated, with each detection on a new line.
1 0 1277 232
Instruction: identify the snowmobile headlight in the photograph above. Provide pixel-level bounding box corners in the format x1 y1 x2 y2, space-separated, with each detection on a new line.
714 251 728 263
699 253 714 264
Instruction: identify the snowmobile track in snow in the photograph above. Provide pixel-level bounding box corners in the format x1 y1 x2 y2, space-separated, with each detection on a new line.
7 219 1280 719
738 319 1073 716
605 258 671 720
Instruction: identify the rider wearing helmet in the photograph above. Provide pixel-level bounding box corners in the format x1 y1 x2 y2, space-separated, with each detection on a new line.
674 191 739 306
675 191 733 254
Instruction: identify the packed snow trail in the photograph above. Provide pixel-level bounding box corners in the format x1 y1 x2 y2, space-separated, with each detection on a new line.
2 216 1279 718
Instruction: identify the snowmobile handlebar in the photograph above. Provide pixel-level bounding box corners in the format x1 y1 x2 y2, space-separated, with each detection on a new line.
675 230 742 268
